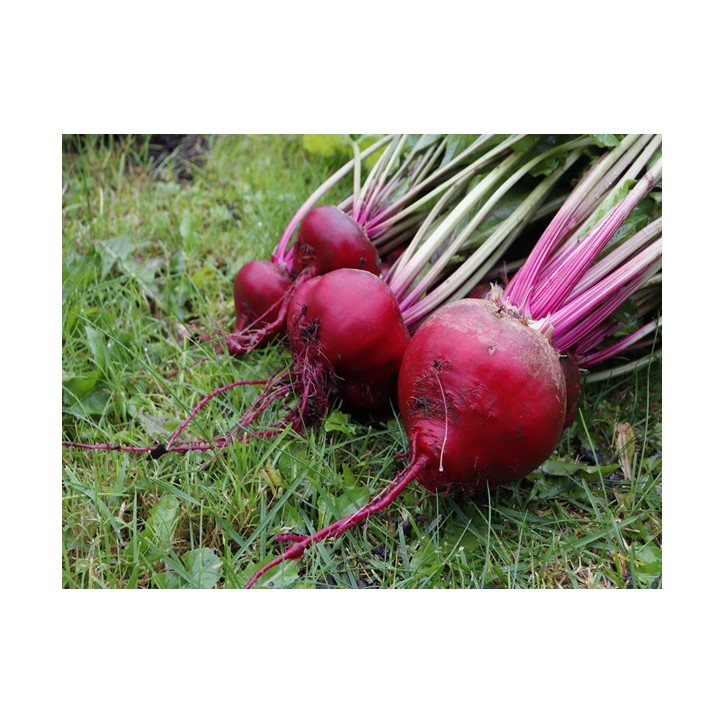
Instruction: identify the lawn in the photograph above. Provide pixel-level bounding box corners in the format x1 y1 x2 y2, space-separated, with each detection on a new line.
61 134 662 589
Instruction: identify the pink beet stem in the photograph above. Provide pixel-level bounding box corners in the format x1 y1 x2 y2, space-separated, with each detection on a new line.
504 134 652 309
578 319 660 368
525 161 661 319
549 239 661 350
244 457 428 588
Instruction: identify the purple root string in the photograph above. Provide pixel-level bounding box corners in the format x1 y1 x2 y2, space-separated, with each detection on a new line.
244 457 428 588
165 377 270 450
62 369 298 457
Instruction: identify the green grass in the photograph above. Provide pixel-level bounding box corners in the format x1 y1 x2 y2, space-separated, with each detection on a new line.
61 134 662 589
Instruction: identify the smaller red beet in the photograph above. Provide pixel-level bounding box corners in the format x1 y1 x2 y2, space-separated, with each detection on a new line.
292 205 381 277
227 259 293 355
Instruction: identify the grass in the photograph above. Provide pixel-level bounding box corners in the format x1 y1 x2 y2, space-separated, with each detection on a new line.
61 134 662 589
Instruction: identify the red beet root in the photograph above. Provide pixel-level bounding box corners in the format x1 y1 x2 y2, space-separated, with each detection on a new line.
227 260 293 354
233 260 292 329
227 206 382 357
288 269 408 385
292 205 381 277
397 299 566 492
285 268 410 419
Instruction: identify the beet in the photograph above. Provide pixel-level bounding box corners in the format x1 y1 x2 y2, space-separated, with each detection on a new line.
233 259 292 327
287 268 408 386
180 269 411 450
284 268 410 420
292 205 381 277
398 299 566 492
228 259 293 354
225 206 382 357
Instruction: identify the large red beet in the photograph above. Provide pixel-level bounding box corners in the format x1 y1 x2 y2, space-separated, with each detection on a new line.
398 298 567 492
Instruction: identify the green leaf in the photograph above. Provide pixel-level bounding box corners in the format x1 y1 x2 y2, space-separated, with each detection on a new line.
85 325 108 373
63 371 111 418
439 134 478 167
531 475 577 500
95 235 148 279
182 548 223 588
250 559 300 589
63 387 112 418
590 134 623 148
152 569 183 588
141 494 180 556
539 458 619 478
281 503 307 532
63 370 101 399
324 410 358 437
94 235 161 303
136 411 173 437
332 486 371 518
529 154 564 178
512 136 540 155
608 199 658 248
633 544 662 586
445 524 484 553
302 134 350 157
341 464 356 490
577 178 637 239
